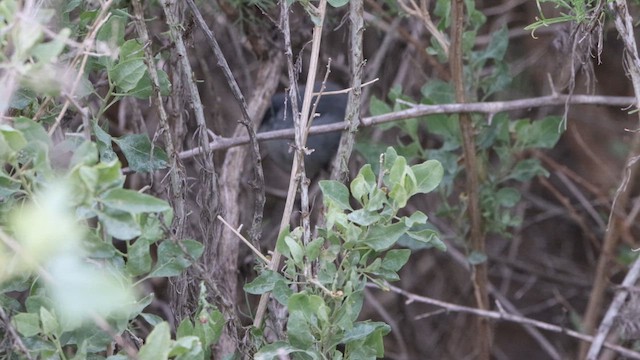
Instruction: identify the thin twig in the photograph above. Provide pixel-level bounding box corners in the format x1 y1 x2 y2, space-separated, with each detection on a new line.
185 0 266 248
131 0 187 236
175 94 636 160
371 283 640 360
588 254 640 359
582 1 640 357
0 307 34 360
47 0 114 135
217 216 269 264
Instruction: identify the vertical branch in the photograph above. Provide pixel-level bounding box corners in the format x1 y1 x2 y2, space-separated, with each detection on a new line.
185 0 267 248
253 0 328 329
131 0 186 236
580 1 640 358
449 0 491 359
182 1 282 356
330 0 365 182
160 0 231 354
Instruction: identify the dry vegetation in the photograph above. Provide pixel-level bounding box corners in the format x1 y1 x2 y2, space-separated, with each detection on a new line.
5 0 640 359
175 1 640 358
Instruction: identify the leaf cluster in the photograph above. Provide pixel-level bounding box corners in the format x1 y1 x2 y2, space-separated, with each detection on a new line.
246 147 444 359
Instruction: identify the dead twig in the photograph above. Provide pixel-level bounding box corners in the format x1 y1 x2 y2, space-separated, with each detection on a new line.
373 282 640 360
582 1 640 357
175 94 636 160
185 0 267 249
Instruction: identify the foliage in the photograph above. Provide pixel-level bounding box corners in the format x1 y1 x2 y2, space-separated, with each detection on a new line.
0 1 208 359
247 147 444 358
524 0 606 34
359 2 564 255
0 0 577 358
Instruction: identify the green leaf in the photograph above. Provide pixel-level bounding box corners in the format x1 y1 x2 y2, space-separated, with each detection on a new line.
362 222 408 251
327 0 349 7
388 155 408 188
169 336 202 359
347 209 381 226
275 227 293 258
243 270 286 295
96 13 126 46
177 318 195 339
101 188 171 213
141 313 164 327
381 249 411 272
129 69 172 99
284 235 304 264
287 310 315 349
404 211 427 227
0 124 27 152
70 140 99 168
0 171 21 197
31 28 70 63
406 227 446 250
14 117 50 145
508 158 548 181
194 309 224 349
95 159 125 193
110 58 147 94
306 237 324 261
40 307 59 337
113 134 168 173
341 321 390 344
515 116 563 149
149 239 204 278
287 293 329 348
369 96 392 116
13 312 41 337
420 79 454 104
344 322 390 358
255 342 321 360
389 182 410 209
495 187 521 208
350 164 376 204
365 188 387 212
272 280 293 306
412 160 443 194
127 238 152 276
425 115 461 150
92 122 117 163
108 38 147 93
97 208 141 240
473 26 508 64
319 180 352 211
139 322 171 360
63 0 82 13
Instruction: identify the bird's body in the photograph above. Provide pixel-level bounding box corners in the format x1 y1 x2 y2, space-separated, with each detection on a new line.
260 82 347 177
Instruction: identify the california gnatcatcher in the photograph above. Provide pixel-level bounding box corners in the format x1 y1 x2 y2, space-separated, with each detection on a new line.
260 81 346 178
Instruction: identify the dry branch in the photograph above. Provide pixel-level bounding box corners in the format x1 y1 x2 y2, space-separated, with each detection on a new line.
582 1 640 358
374 283 640 360
176 94 636 160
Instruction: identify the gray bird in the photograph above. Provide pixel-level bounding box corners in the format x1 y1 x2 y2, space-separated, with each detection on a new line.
260 82 346 178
